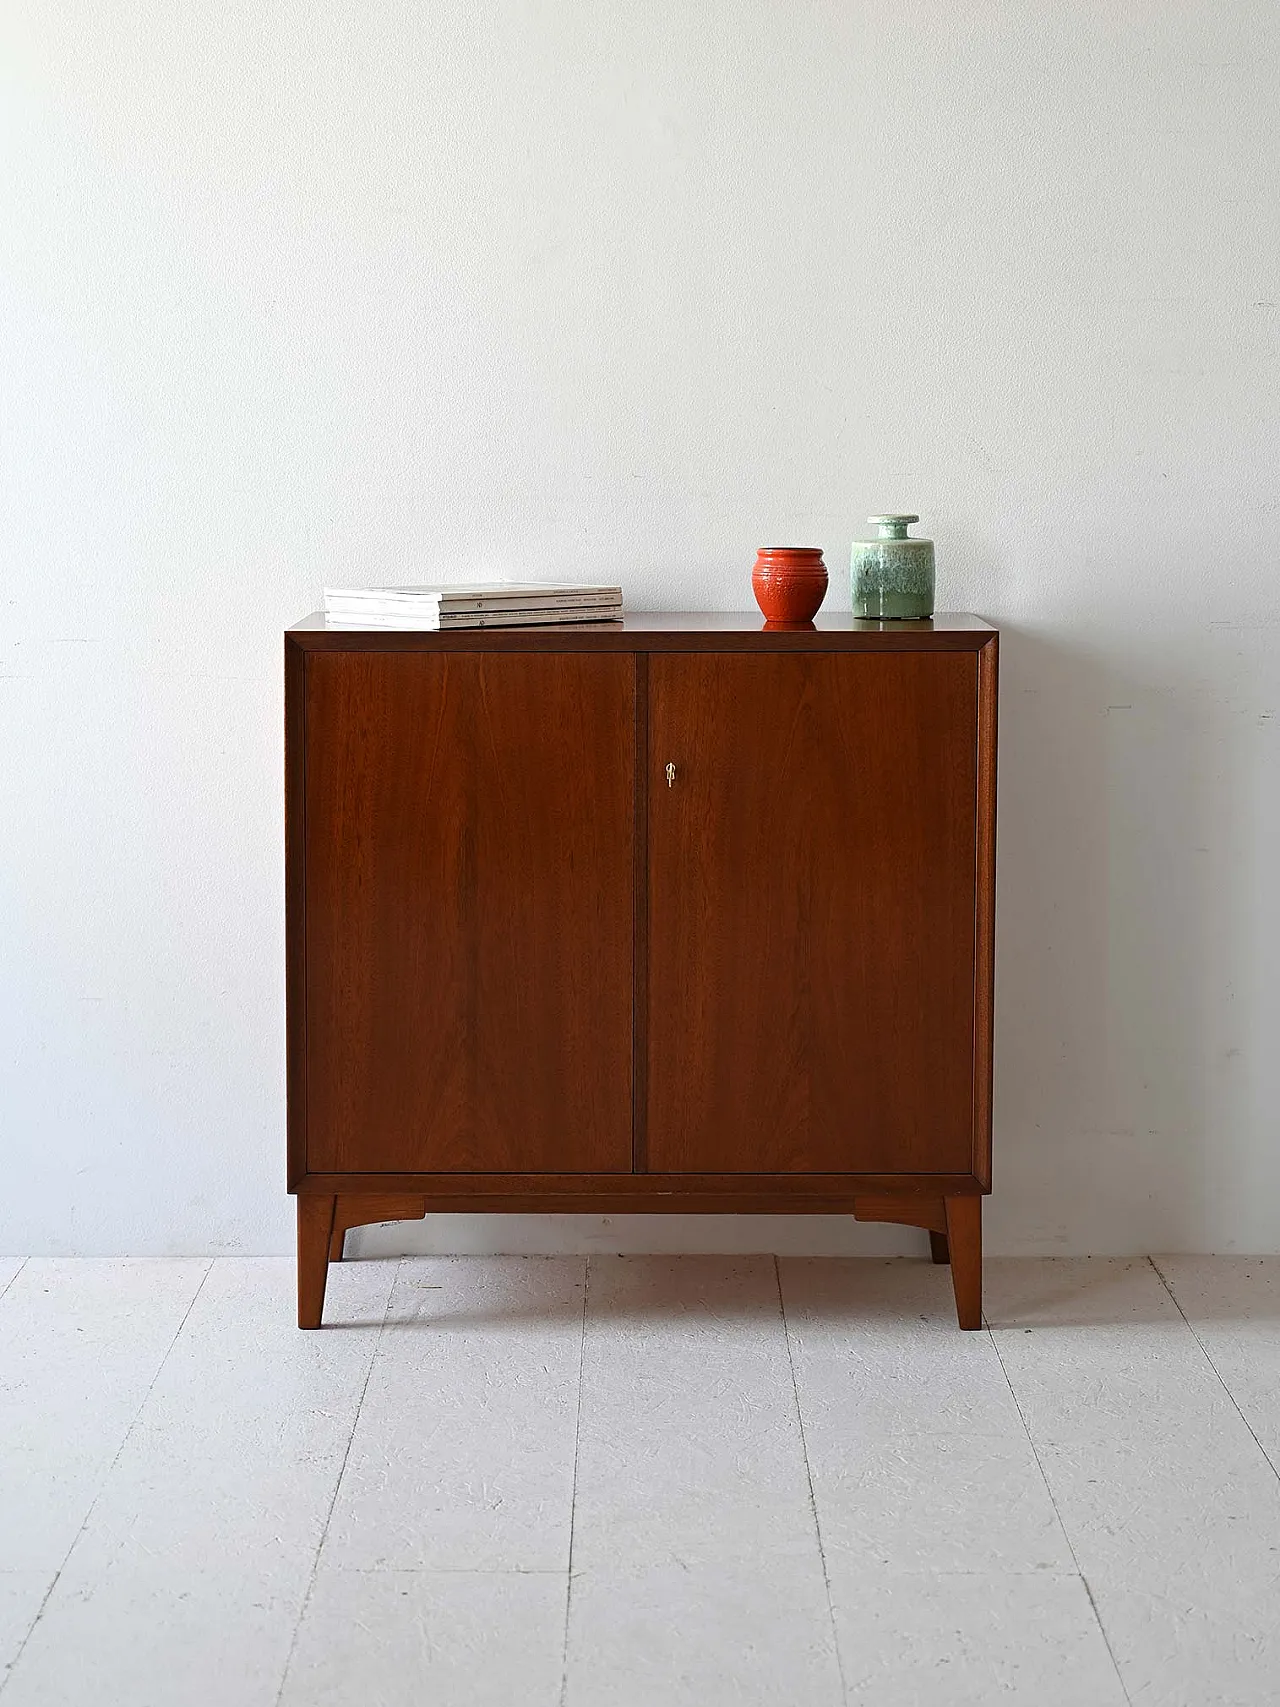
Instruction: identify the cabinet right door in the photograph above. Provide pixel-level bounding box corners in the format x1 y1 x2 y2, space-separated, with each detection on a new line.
647 650 979 1175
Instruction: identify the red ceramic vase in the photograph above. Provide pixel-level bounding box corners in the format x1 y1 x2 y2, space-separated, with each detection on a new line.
751 547 828 624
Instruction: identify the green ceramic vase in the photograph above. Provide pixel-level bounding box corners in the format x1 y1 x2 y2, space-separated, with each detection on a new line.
851 515 935 620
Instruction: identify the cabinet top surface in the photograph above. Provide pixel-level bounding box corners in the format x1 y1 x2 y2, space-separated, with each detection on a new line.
288 611 996 650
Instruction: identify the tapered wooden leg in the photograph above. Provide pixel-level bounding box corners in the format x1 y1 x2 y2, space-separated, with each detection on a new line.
943 1195 982 1329
297 1195 337 1329
329 1223 347 1262
929 1229 950 1265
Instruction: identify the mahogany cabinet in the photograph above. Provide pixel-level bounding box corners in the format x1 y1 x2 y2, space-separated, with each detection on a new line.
286 613 997 1328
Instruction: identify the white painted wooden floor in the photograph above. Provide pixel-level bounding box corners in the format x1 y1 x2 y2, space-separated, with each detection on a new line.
1 1255 1278 1706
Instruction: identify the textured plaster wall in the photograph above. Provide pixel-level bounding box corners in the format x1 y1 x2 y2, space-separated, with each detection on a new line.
2 1 1278 1256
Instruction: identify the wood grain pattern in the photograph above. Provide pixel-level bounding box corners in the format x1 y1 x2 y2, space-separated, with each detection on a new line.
647 652 979 1175
304 652 634 1174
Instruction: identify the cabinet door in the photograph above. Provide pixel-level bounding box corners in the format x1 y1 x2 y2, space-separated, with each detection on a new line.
305 652 634 1174
647 652 978 1175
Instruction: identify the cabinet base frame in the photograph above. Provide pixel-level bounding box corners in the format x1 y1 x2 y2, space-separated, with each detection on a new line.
329 1193 428 1262
296 1185 984 1332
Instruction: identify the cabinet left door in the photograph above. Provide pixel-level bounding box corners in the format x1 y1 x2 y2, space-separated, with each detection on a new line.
300 650 635 1174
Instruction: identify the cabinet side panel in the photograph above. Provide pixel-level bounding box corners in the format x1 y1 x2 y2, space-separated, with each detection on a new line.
973 635 998 1189
648 651 979 1174
285 637 307 1191
303 651 634 1173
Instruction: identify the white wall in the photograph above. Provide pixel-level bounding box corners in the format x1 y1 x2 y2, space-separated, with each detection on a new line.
2 0 1278 1258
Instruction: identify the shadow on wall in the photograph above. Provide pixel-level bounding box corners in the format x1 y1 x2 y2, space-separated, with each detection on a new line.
350 614 1273 1263
990 619 1261 1255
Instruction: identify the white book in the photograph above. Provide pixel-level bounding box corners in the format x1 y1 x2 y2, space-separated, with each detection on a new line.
324 581 622 615
323 605 624 631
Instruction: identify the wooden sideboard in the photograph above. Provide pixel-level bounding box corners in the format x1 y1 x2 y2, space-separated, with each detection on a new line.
286 612 997 1328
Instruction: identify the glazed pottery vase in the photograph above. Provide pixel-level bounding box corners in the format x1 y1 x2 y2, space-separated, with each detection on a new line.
851 516 935 620
752 547 828 624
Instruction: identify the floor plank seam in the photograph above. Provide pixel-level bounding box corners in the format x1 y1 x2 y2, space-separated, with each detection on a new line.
272 1254 402 1707
0 1260 27 1306
774 1256 849 1707
0 1256 216 1701
558 1254 590 1707
986 1321 1135 1707
1147 1255 1280 1484
325 1564 569 1576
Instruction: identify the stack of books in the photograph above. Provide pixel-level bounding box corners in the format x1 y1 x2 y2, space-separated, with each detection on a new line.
323 582 623 630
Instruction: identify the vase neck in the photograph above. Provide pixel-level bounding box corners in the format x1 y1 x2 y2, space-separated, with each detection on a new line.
868 514 918 541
